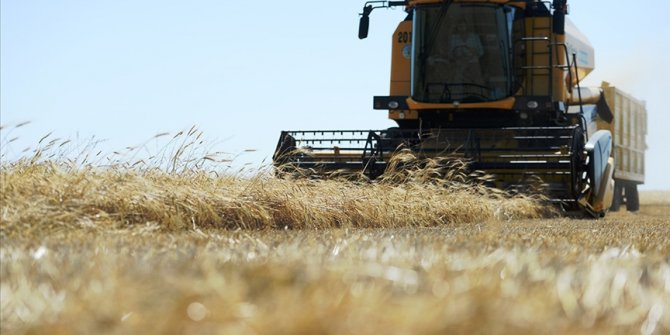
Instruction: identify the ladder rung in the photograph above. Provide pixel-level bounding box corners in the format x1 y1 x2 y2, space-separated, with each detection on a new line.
523 37 550 41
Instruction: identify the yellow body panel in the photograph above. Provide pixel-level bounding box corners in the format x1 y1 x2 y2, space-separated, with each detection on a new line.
390 21 413 96
388 20 416 121
389 110 419 120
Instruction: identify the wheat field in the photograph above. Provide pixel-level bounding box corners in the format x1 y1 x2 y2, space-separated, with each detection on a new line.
1 130 669 335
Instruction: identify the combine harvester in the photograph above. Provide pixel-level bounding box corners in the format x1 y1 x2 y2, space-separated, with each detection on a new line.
273 0 647 217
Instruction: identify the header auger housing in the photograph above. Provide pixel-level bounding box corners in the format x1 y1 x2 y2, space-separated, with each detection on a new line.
273 0 647 217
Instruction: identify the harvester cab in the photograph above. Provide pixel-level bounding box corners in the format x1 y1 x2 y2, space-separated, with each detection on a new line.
274 0 646 217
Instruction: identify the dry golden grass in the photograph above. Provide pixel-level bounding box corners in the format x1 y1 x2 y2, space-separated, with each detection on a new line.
0 159 546 238
1 129 669 334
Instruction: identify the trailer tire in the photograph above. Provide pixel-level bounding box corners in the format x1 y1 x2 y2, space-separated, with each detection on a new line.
610 182 623 212
625 183 640 212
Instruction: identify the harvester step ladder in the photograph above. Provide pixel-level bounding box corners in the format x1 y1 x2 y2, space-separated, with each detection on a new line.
520 13 556 97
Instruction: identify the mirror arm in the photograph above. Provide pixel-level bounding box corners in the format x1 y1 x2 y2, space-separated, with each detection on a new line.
362 0 405 11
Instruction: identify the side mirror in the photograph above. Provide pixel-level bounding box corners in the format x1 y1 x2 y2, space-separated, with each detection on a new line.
359 15 370 39
358 5 373 39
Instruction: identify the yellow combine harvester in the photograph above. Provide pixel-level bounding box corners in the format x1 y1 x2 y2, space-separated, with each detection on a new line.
273 0 647 217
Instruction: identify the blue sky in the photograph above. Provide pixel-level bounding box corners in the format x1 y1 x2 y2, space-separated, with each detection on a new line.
2 0 669 189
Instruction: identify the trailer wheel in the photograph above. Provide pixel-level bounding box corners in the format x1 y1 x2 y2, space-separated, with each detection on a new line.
610 182 623 212
625 183 640 212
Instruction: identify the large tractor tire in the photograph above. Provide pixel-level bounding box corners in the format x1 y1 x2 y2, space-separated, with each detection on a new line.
610 181 623 212
625 183 640 212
